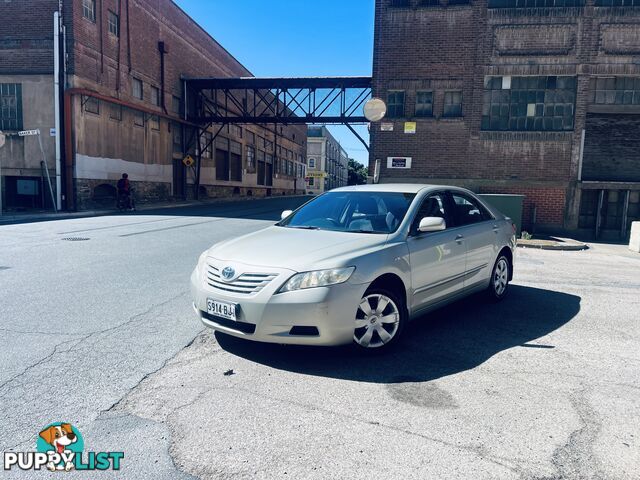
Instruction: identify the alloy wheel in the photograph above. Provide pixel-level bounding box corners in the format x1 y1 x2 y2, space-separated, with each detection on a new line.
353 294 400 349
494 257 509 296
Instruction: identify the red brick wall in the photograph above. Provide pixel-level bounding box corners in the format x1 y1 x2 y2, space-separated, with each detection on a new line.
68 0 306 143
0 0 60 74
371 0 640 230
478 185 566 227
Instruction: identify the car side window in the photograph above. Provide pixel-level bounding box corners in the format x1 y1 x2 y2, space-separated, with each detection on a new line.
411 193 447 234
451 193 491 226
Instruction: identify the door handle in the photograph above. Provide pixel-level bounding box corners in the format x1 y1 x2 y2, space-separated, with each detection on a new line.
455 234 464 242
492 224 499 232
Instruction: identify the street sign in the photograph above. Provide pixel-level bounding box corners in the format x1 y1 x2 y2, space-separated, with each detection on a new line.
387 157 412 169
0 131 5 148
183 155 195 167
307 171 327 179
18 129 40 137
404 122 416 134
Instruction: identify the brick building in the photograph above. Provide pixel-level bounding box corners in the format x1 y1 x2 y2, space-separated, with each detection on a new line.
371 0 640 240
0 0 307 212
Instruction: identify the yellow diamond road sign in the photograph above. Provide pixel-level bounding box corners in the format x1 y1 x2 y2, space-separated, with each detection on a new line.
183 155 195 167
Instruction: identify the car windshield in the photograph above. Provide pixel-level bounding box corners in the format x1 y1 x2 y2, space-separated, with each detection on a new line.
278 191 416 234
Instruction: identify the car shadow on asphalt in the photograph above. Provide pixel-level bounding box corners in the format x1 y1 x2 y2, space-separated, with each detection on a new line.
215 285 581 384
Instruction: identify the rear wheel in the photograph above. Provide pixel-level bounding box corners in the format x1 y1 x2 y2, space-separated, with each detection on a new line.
353 288 406 351
487 254 511 301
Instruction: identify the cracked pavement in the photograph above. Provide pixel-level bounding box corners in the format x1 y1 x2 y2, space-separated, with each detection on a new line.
1 198 639 479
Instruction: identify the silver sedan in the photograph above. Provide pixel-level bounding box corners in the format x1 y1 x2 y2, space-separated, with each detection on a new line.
191 184 516 351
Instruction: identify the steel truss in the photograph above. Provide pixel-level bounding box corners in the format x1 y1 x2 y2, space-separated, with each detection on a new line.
181 76 372 199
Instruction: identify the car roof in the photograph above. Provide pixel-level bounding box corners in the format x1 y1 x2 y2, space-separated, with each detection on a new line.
331 183 460 194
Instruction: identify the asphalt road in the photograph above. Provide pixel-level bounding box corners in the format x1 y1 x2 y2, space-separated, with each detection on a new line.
1 197 639 479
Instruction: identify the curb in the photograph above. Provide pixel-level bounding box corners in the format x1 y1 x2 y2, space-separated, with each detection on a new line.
0 194 312 225
517 240 589 251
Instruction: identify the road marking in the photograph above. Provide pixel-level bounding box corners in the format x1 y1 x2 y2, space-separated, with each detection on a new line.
57 217 185 234
118 219 230 237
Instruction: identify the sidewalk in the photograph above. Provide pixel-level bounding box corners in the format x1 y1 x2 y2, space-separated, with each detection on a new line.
0 194 311 225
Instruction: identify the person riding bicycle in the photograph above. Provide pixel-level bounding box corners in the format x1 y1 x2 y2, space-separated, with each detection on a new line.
116 173 134 210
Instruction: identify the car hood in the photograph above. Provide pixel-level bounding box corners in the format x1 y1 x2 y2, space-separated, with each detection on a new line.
207 226 388 271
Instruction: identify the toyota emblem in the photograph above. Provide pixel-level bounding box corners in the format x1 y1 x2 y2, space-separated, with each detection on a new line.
221 266 235 281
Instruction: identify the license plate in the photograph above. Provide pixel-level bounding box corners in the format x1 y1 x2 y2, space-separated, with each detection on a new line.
206 299 238 321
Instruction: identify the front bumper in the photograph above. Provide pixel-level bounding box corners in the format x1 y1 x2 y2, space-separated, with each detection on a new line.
190 262 368 346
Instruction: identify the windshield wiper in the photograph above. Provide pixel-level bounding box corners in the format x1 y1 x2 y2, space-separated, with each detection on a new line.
349 229 385 234
287 225 321 230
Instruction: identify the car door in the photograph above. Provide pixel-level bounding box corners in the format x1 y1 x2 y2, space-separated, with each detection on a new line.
407 192 467 312
448 191 497 290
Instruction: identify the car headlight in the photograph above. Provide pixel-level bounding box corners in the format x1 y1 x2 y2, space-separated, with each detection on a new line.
279 267 355 293
196 251 208 275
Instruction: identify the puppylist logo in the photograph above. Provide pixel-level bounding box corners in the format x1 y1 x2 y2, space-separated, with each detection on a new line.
3 422 124 472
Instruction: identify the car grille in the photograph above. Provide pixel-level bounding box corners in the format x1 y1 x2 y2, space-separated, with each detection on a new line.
201 311 256 334
206 264 278 295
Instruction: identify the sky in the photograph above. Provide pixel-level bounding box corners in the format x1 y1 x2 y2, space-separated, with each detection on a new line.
173 0 375 165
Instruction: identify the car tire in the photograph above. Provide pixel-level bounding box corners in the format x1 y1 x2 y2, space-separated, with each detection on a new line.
487 254 511 302
352 287 407 352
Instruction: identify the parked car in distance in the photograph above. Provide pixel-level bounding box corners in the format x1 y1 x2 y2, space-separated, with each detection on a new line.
191 184 517 351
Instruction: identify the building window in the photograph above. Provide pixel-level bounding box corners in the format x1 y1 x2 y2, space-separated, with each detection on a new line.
82 0 96 22
108 10 119 37
172 123 182 153
172 95 182 115
134 111 144 127
595 0 640 4
308 177 315 187
390 0 410 6
415 91 433 117
489 0 583 6
247 145 256 172
594 77 640 105
200 132 212 159
0 83 22 130
229 124 242 138
482 76 576 131
109 104 122 121
443 91 463 117
387 91 405 118
84 96 100 115
150 86 160 107
309 158 316 168
132 78 143 100
419 0 441 6
216 149 230 181
258 136 265 148
149 115 159 131
247 131 255 145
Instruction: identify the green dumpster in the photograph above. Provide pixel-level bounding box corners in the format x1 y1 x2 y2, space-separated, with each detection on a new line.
478 194 525 235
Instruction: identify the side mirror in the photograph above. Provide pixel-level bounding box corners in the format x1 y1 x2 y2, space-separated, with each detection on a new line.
281 210 293 220
418 217 446 233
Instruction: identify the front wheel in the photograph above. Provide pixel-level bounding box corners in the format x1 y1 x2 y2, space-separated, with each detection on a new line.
487 254 511 301
353 288 406 351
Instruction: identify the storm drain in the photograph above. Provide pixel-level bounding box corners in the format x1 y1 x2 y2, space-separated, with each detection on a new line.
61 237 90 242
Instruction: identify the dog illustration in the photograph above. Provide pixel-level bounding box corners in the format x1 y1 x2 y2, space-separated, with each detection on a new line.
39 423 77 471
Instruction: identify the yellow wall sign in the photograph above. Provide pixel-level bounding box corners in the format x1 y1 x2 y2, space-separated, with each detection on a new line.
307 171 327 178
404 122 416 134
183 155 195 167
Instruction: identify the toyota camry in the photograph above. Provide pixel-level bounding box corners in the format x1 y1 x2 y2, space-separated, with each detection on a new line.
190 184 516 351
